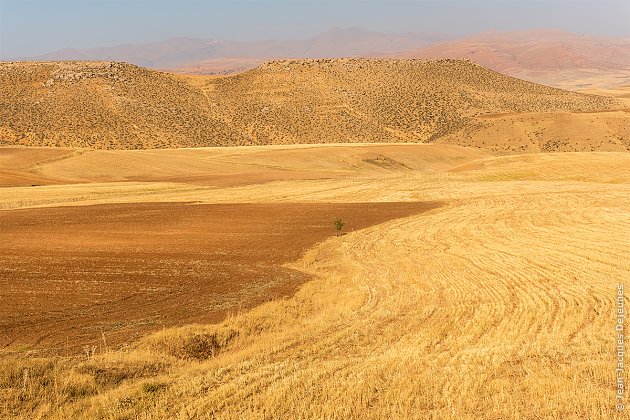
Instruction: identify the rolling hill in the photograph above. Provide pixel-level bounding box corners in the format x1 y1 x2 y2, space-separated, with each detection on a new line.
0 58 626 153
0 61 243 149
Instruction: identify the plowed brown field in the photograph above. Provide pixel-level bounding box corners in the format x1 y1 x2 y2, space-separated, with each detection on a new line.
0 201 437 354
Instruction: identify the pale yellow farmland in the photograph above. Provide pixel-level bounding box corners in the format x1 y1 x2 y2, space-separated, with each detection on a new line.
0 143 628 418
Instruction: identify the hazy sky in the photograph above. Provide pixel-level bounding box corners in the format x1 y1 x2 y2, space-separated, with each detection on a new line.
1 0 629 58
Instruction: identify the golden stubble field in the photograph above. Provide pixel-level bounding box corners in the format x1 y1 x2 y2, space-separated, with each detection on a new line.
0 143 629 418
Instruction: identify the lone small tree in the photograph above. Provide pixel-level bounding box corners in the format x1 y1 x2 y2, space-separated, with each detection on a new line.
334 218 345 236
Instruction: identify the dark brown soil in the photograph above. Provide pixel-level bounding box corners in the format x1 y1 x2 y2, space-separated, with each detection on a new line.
0 201 439 355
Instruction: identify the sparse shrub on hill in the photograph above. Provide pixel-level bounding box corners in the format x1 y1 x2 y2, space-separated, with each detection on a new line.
0 59 622 150
0 61 245 149
334 218 345 236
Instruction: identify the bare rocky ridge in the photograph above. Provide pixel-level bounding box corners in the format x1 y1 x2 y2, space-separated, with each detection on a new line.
0 59 624 151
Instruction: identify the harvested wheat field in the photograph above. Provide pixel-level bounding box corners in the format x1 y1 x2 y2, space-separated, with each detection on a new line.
0 142 628 418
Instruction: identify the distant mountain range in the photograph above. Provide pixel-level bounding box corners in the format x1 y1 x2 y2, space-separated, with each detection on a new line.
12 28 630 88
392 29 630 89
25 28 451 72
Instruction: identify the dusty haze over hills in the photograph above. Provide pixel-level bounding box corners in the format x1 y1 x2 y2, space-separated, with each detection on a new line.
16 29 630 88
393 29 630 89
3 0 629 57
28 28 450 71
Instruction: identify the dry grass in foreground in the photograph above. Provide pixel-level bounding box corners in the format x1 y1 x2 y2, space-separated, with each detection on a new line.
0 145 629 418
